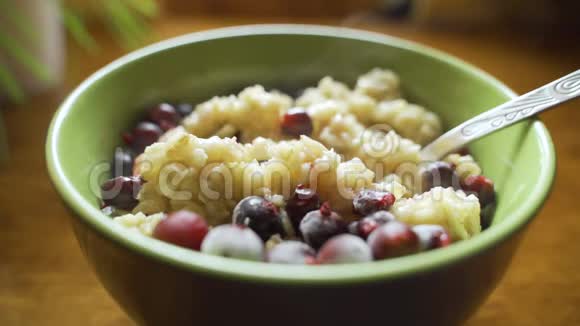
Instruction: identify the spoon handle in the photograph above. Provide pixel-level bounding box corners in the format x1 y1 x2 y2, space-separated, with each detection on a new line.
420 69 580 161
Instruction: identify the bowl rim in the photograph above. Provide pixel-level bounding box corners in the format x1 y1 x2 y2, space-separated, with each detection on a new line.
46 24 556 285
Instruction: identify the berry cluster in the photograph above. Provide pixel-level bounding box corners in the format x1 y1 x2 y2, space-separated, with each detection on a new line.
98 100 497 265
141 185 456 265
101 103 192 211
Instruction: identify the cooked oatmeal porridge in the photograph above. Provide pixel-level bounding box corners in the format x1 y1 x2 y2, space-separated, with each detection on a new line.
99 68 496 264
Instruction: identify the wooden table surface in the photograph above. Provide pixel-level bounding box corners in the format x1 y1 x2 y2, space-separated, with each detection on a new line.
1 16 579 326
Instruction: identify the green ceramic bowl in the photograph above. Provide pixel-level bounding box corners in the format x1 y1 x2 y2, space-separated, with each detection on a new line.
46 25 555 326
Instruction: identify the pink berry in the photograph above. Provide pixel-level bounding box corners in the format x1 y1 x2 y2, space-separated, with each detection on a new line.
317 234 372 264
348 211 396 239
268 241 316 265
153 211 209 251
281 108 313 137
412 225 452 250
352 189 396 216
148 103 180 130
367 221 419 260
201 224 264 261
462 175 495 207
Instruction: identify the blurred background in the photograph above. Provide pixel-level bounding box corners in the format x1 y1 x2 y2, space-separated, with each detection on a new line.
1 0 579 111
0 0 579 325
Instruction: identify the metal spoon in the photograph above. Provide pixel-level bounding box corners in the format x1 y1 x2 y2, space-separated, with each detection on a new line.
420 69 580 161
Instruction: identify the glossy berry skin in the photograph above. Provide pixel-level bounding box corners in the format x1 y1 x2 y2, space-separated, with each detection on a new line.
233 196 285 241
176 103 194 117
112 147 133 178
100 176 143 210
462 175 496 207
299 202 346 249
480 201 496 229
317 234 373 264
131 121 163 153
201 224 264 261
367 221 419 260
420 161 460 192
285 184 321 232
122 132 134 146
348 211 396 239
347 221 359 236
281 108 313 137
412 225 452 251
148 103 180 130
153 211 209 251
267 241 316 264
352 189 396 216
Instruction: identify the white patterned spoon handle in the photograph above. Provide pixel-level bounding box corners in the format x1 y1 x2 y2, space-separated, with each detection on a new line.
421 69 580 161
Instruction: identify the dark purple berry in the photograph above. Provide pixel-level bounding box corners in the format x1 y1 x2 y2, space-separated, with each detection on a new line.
148 103 180 130
299 202 346 249
159 120 177 131
281 108 313 137
420 161 460 192
112 147 133 178
352 189 395 216
100 176 143 210
412 225 452 250
367 221 419 259
233 196 284 241
457 147 470 156
285 184 321 232
153 211 209 251
201 224 264 261
480 201 496 229
122 132 134 146
131 121 163 153
462 175 496 207
268 241 316 264
317 234 372 264
176 103 194 117
348 211 396 239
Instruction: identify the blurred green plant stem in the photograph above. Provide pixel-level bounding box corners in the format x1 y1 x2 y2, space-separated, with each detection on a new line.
0 0 61 103
0 0 159 103
0 0 159 162
63 0 160 51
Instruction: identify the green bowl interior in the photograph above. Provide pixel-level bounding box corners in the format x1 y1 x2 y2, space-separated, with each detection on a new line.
47 25 555 284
